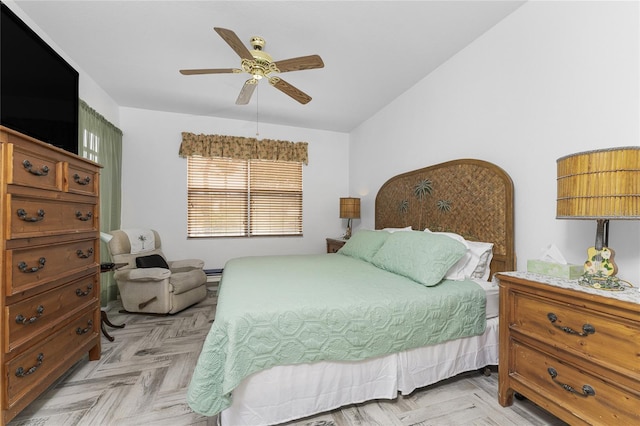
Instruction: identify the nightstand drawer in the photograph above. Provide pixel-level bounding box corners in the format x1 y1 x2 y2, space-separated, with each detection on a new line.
510 290 640 375
326 238 346 253
511 340 640 425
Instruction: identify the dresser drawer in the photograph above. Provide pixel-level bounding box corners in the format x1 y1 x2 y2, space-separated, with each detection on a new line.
510 290 640 376
5 274 98 354
8 195 97 239
511 340 639 425
66 162 99 196
10 143 62 191
4 308 98 408
5 239 99 296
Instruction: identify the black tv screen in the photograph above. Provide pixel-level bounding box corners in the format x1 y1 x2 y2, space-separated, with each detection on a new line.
1 2 79 154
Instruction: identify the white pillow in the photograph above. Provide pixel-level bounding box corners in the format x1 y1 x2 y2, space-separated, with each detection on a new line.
467 241 494 281
424 229 494 281
381 226 412 233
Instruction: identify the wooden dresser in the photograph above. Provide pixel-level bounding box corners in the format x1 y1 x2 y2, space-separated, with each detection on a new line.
497 272 640 425
0 126 102 424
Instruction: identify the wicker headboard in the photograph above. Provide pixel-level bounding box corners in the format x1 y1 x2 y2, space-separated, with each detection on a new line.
375 159 515 278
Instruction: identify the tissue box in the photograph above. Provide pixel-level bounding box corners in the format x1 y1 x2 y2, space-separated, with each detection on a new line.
527 260 584 280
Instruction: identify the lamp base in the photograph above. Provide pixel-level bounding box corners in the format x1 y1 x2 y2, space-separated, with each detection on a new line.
343 218 353 239
578 272 631 291
343 228 352 240
583 219 617 276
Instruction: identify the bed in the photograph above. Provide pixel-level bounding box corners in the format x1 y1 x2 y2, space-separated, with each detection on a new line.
187 159 515 425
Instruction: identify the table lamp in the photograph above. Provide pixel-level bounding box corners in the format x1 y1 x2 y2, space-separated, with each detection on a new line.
340 197 360 239
557 146 640 283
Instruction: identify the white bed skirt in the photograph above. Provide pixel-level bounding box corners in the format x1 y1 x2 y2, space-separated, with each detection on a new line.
220 316 499 426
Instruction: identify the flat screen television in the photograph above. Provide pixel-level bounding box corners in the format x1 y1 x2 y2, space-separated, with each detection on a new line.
1 2 79 154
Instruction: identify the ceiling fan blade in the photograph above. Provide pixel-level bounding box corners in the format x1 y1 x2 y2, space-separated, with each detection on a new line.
269 77 312 104
274 55 324 73
236 79 258 105
214 27 253 60
179 68 240 75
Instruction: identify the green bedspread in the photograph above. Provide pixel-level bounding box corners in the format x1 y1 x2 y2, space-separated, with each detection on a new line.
187 254 486 416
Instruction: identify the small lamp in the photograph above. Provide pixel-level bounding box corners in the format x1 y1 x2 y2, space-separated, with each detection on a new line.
557 146 640 282
340 197 360 239
100 232 116 271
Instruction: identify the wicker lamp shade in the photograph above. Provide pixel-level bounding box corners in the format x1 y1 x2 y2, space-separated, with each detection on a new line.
557 147 640 219
339 197 361 219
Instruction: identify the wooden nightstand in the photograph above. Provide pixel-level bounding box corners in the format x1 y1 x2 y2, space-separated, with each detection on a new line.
326 237 347 253
497 272 640 425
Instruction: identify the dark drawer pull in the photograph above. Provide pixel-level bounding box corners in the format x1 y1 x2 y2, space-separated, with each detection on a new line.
76 320 93 335
18 257 46 273
547 367 595 397
15 353 44 377
547 313 595 336
75 211 93 221
76 248 94 259
17 208 45 222
76 283 93 297
22 160 49 176
73 173 91 185
15 305 45 324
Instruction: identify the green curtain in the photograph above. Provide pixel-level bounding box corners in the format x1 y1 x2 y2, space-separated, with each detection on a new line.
78 99 123 306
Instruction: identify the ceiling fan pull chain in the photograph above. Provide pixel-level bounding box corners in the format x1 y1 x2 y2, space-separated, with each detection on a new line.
256 85 260 139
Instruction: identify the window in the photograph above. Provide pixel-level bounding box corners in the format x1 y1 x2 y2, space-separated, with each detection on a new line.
187 156 303 237
81 128 100 163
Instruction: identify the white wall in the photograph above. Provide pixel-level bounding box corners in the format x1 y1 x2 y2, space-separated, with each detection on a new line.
118 107 349 269
350 0 640 284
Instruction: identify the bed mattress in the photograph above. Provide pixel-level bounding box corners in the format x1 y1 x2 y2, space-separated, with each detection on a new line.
474 278 499 319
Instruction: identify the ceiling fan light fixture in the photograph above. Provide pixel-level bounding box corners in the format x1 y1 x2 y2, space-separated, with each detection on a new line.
181 27 323 105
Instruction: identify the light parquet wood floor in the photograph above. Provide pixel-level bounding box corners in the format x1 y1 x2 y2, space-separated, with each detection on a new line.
9 288 567 426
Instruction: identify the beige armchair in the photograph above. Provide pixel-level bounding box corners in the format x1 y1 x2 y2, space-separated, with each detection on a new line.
107 229 207 314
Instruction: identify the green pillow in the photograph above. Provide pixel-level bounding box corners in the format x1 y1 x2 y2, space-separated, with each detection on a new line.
337 230 390 262
371 231 467 286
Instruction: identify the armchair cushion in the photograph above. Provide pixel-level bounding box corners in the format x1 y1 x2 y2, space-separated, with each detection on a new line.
136 254 170 269
171 269 208 295
114 267 171 282
168 258 205 271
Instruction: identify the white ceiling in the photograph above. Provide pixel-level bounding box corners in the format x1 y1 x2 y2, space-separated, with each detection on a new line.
14 1 526 133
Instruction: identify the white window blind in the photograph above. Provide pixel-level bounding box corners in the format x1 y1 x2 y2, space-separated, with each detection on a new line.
187 156 302 237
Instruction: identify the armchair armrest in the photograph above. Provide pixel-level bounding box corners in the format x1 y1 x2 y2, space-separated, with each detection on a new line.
114 267 171 282
168 258 204 271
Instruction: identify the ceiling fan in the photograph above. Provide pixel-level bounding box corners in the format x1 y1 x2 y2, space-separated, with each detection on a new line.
180 27 324 105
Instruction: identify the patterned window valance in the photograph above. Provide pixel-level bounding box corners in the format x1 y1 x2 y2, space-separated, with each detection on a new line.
179 132 309 165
